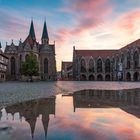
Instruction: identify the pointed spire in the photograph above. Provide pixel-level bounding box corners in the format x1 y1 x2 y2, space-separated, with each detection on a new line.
11 39 14 45
0 42 2 49
0 42 3 54
29 19 36 40
42 114 49 139
41 20 49 44
26 118 36 139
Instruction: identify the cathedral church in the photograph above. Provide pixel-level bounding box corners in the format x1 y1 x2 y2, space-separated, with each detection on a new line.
4 20 56 81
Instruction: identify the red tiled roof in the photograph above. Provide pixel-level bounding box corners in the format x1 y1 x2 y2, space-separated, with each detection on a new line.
62 61 72 70
120 38 140 51
23 35 37 46
62 61 72 65
75 50 118 58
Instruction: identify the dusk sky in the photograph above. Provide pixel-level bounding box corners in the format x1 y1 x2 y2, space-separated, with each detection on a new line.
1 0 140 70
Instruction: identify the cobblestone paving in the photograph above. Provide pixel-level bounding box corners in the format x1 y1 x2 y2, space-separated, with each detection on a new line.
0 81 140 106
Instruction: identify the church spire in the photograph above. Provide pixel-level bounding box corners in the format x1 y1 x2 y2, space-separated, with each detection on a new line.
41 20 49 44
26 118 36 139
29 19 36 40
0 42 2 49
0 42 2 54
42 114 49 139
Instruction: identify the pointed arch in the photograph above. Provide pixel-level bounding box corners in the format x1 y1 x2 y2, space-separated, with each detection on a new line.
89 75 95 81
97 74 103 81
105 59 111 73
89 59 94 72
97 58 102 73
25 54 29 61
11 57 16 75
80 74 87 81
133 51 139 69
126 72 131 81
105 74 111 81
80 59 86 72
116 56 119 71
19 55 22 72
126 51 131 69
121 53 124 63
133 72 139 81
44 58 48 74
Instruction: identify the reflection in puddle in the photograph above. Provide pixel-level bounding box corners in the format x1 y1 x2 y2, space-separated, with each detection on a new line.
0 89 140 140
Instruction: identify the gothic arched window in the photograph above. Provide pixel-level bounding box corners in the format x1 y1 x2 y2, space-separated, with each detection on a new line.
44 58 48 74
19 55 22 66
89 59 94 72
105 59 111 73
121 54 124 63
127 52 131 69
97 59 102 73
116 57 119 71
133 51 139 69
25 54 29 61
11 57 16 75
80 59 86 72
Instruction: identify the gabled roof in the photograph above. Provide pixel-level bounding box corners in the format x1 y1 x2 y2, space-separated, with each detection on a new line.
75 50 118 58
120 38 140 51
23 35 37 46
62 61 72 65
23 20 38 47
62 61 72 70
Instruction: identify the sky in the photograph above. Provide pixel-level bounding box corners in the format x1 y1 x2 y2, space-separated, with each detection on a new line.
1 0 140 70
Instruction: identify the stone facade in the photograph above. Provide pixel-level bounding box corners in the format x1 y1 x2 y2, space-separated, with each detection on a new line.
73 39 140 81
4 20 56 81
61 61 73 80
73 89 140 117
0 43 8 81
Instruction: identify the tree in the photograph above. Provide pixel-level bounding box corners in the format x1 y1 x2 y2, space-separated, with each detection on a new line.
21 53 39 81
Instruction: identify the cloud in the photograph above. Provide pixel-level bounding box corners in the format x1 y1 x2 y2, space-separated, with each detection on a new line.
54 0 114 70
0 8 29 40
58 0 113 34
115 9 140 34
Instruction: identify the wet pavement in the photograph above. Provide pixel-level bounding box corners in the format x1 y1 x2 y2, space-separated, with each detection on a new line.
0 81 140 140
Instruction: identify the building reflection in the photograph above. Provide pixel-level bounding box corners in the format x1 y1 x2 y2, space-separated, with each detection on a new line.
73 89 140 118
1 96 56 139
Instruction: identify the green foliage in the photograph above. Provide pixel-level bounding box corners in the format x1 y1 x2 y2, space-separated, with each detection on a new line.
21 53 39 77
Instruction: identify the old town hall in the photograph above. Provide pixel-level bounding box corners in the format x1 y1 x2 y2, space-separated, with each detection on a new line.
4 20 56 81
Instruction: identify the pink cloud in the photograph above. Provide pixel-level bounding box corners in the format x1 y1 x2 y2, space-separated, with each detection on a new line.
59 0 113 34
55 0 114 48
115 9 140 34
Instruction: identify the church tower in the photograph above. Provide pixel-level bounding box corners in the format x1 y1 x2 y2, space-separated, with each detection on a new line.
29 19 36 40
41 21 49 45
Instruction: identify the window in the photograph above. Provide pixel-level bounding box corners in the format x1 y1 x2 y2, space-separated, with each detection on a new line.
89 59 94 72
127 52 131 69
97 59 102 73
44 58 48 74
11 57 16 75
105 59 111 73
80 59 86 72
133 51 139 69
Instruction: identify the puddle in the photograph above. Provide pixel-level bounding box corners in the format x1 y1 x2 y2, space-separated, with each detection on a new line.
0 89 140 140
